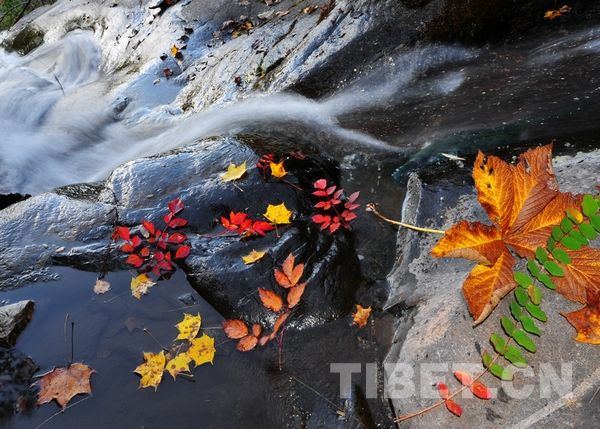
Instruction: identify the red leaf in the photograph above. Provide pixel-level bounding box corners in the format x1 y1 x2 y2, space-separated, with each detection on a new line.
121 244 134 253
312 214 331 225
175 245 191 259
164 251 172 261
126 254 144 268
342 210 357 222
168 218 188 228
445 399 462 417
221 212 252 234
454 370 473 387
347 191 360 203
269 311 289 340
223 319 248 339
314 179 327 190
470 381 492 400
154 251 164 262
258 288 283 312
142 220 155 235
438 383 450 399
114 226 130 241
168 198 184 215
168 232 187 244
131 235 142 248
158 260 173 271
237 335 258 352
329 221 341 233
250 221 275 236
140 247 150 257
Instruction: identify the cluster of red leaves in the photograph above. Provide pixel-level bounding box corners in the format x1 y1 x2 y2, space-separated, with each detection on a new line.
221 211 275 237
113 198 191 277
437 371 492 418
223 253 306 352
311 179 360 233
256 153 275 174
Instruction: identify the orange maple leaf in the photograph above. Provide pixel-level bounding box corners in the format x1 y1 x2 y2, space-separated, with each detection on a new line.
562 289 600 344
432 144 584 324
37 363 95 408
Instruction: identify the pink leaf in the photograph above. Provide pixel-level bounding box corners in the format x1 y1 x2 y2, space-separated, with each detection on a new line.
175 245 191 259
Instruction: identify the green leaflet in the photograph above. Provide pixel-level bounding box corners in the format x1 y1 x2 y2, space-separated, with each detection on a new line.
504 345 527 368
547 237 556 251
526 302 548 322
527 259 541 277
560 236 582 250
566 209 582 225
544 260 564 277
489 363 513 381
528 285 542 305
501 316 516 336
514 271 533 288
551 226 564 241
582 194 599 218
568 230 588 246
510 299 523 320
538 273 556 290
580 223 598 240
482 350 493 368
490 333 507 354
521 315 541 336
512 329 537 353
560 217 574 233
515 288 529 306
535 247 548 264
591 214 600 232
551 248 571 265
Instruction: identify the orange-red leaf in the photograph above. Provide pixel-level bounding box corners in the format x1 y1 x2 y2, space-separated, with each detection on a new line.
252 324 262 338
258 288 283 312
562 289 600 344
553 247 600 305
287 283 306 308
237 335 258 352
352 304 372 328
274 253 304 289
37 363 95 408
282 253 295 279
269 311 289 340
438 383 449 399
445 399 462 417
274 269 293 288
223 319 248 339
470 381 492 400
431 221 504 265
453 370 473 386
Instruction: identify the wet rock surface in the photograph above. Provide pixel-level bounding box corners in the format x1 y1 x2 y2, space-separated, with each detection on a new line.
0 301 34 348
0 347 36 421
385 147 600 428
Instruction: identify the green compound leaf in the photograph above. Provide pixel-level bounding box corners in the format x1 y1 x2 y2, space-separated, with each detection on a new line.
512 329 537 353
515 288 529 306
551 248 571 265
544 260 564 277
490 333 507 354
514 271 533 288
591 214 600 232
560 217 574 233
528 285 542 305
538 273 556 290
510 299 523 320
504 345 527 368
560 236 582 251
580 223 598 240
582 194 599 218
482 350 493 368
568 230 589 246
489 363 513 381
501 316 516 336
551 226 564 241
521 315 541 336
527 259 541 277
535 247 548 264
526 302 548 322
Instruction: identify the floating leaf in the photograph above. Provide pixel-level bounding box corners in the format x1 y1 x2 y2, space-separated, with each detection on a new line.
222 320 248 339
37 363 95 408
242 250 267 265
269 161 287 178
352 304 372 328
264 202 292 224
237 335 259 352
93 279 111 294
221 161 247 182
131 274 156 299
274 253 304 288
188 334 216 366
175 313 201 342
287 283 306 308
165 352 191 379
134 351 166 390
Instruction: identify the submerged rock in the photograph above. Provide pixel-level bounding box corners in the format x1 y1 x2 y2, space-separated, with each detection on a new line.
0 347 37 421
0 301 34 347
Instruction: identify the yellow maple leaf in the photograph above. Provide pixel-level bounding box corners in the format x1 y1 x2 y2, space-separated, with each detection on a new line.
264 202 292 224
131 273 155 299
175 313 201 342
352 304 372 328
165 352 191 379
242 250 266 265
134 351 166 390
221 161 247 182
269 161 287 178
171 45 179 57
188 334 216 366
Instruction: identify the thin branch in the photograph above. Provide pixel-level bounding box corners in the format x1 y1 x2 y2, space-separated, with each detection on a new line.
34 395 92 429
366 203 445 235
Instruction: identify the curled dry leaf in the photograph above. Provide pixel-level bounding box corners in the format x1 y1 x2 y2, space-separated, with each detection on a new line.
93 279 111 294
37 363 95 408
258 288 283 312
237 335 259 352
221 161 247 182
175 313 201 342
223 319 249 339
131 273 156 299
352 304 372 328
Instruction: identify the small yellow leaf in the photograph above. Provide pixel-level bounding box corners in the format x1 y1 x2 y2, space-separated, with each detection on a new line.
165 352 192 379
544 10 562 19
352 304 372 328
221 161 247 182
171 45 179 57
94 279 111 294
188 334 216 366
264 202 292 224
269 161 287 178
242 250 267 265
134 351 166 390
175 313 201 342
131 274 155 299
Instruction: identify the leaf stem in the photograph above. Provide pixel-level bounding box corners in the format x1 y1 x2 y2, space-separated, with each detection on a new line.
366 203 445 235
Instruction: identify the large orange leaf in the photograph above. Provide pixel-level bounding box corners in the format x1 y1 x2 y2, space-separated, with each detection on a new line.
432 144 585 324
553 247 600 304
562 290 600 344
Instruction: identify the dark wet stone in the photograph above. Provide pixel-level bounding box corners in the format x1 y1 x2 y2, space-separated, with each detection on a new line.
1 25 44 55
0 194 30 211
0 347 37 421
177 293 195 306
0 301 34 348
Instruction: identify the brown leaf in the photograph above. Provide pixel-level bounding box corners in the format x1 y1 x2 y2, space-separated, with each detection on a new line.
287 283 306 308
37 363 95 408
552 247 600 304
237 335 258 352
258 288 283 312
222 319 248 339
93 279 111 294
562 289 600 344
352 304 371 328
